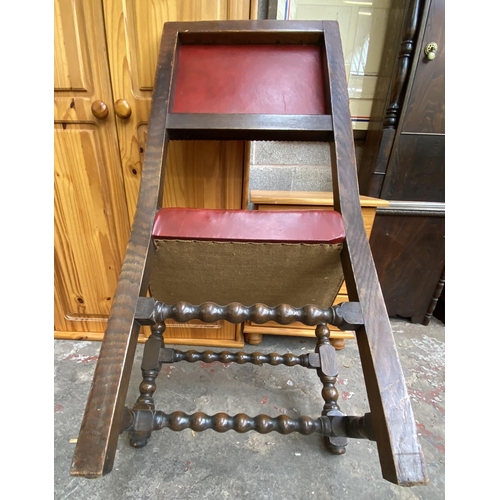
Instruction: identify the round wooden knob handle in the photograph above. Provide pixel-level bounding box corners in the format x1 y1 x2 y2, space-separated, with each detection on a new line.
114 99 132 119
91 100 109 120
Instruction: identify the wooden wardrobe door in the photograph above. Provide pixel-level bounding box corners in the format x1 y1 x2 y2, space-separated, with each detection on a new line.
102 0 255 223
54 0 130 338
400 0 445 135
381 0 445 202
102 0 256 345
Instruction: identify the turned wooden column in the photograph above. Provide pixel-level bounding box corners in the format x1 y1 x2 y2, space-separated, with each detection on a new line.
315 323 347 454
128 322 165 448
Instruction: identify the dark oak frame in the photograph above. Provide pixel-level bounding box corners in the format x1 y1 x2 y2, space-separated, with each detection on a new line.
70 20 428 487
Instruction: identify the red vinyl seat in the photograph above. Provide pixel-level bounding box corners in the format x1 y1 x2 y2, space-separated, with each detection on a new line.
152 207 345 244
149 207 347 309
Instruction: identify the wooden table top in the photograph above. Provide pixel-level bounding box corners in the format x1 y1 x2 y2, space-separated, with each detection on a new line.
250 190 390 208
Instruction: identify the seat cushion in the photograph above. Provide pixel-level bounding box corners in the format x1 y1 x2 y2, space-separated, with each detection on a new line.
149 208 346 308
152 208 345 244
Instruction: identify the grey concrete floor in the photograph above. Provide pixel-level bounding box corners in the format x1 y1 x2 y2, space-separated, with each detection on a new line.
54 318 445 499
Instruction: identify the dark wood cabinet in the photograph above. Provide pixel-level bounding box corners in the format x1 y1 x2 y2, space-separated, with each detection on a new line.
381 134 444 202
359 0 445 324
369 203 445 324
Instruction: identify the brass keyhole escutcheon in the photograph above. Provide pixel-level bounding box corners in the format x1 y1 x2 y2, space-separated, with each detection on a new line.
424 42 438 60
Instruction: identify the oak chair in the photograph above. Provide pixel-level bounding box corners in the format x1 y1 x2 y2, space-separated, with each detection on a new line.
70 20 428 486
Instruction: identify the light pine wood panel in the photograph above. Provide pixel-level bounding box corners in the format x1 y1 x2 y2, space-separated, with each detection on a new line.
54 0 130 337
243 325 355 340
136 128 245 208
228 0 254 22
103 0 254 223
162 321 243 345
54 0 255 343
54 0 87 91
55 326 244 347
250 190 389 207
133 1 252 91
163 141 245 208
103 1 255 343
54 0 115 122
54 124 130 332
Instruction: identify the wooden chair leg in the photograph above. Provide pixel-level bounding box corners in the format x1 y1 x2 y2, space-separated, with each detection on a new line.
128 322 165 448
324 22 427 485
315 324 347 454
70 23 175 478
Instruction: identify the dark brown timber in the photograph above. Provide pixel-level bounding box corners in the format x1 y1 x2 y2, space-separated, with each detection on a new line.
70 25 178 478
70 19 428 486
175 20 324 45
136 299 363 331
166 114 332 141
122 409 375 440
162 348 313 368
323 21 428 485
315 324 347 454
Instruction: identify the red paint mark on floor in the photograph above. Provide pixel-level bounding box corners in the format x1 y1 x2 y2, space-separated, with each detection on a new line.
54 404 64 413
200 362 216 369
336 378 348 385
416 421 445 454
163 366 174 376
261 396 268 404
64 354 99 363
408 385 445 414
199 361 233 369
274 405 286 414
341 391 354 401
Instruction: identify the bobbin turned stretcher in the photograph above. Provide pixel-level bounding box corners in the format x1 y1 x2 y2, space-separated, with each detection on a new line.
70 20 428 486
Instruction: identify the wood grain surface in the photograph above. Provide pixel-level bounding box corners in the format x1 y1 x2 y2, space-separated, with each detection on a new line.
323 21 427 485
71 23 178 478
54 0 130 335
55 0 256 343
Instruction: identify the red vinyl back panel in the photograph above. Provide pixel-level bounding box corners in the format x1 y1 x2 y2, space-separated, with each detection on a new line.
171 44 327 115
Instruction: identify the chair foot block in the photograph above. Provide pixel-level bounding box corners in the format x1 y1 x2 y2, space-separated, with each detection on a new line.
324 436 347 455
128 431 151 449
